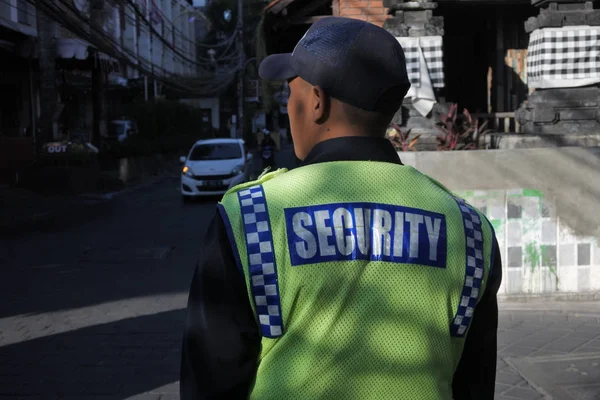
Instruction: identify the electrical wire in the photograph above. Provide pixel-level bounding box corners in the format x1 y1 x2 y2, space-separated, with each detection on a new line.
123 0 229 69
25 2 237 91
147 0 224 49
8 0 242 73
33 3 237 94
111 3 242 67
49 0 234 70
25 0 243 94
140 0 240 50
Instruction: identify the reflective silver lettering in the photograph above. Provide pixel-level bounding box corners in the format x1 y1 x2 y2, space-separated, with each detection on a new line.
425 216 442 261
332 207 355 256
354 208 371 255
372 209 392 257
405 213 424 258
393 211 404 257
292 212 317 259
314 210 336 256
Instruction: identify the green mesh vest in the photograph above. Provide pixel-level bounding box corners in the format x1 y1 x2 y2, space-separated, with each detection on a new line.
219 161 495 400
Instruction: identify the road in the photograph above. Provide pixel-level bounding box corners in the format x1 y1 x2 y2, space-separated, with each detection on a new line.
0 146 599 399
0 145 299 400
1 177 205 399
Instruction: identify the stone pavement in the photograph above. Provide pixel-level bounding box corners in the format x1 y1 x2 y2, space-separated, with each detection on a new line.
497 301 600 400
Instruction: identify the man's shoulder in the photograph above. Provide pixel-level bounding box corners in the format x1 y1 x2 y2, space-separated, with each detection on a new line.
221 168 289 203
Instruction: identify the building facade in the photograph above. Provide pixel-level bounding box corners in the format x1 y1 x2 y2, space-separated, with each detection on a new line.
0 0 198 169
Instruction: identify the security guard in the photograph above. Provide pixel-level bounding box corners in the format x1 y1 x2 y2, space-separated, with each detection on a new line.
181 17 502 400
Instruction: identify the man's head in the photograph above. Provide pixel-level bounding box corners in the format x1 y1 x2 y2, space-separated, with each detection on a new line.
259 17 411 159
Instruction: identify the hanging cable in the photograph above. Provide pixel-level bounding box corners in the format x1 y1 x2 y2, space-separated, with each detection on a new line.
24 0 243 95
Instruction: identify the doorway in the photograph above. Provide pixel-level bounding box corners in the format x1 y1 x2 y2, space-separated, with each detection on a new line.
438 2 535 114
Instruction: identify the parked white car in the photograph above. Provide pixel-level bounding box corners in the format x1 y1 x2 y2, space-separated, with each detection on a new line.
180 138 253 200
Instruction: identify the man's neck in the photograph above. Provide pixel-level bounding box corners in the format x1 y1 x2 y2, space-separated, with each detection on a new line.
318 125 384 141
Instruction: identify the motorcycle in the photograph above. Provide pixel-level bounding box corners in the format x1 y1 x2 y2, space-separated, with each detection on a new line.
261 144 276 170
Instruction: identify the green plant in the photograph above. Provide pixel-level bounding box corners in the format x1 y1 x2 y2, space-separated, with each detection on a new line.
436 104 493 151
523 241 560 291
463 108 493 150
524 242 541 272
388 123 421 152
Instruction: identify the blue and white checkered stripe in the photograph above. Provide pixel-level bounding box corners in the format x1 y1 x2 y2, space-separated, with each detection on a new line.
238 185 284 338
450 197 485 337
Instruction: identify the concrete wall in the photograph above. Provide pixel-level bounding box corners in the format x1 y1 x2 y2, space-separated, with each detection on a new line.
491 133 600 150
399 147 600 295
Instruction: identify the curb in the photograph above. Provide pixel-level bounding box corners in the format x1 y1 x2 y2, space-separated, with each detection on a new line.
499 300 600 316
499 291 600 303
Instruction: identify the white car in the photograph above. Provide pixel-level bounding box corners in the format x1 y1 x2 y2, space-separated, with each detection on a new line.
180 138 253 200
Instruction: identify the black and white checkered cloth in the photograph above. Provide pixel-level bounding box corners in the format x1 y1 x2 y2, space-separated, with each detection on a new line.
397 36 444 89
527 26 600 88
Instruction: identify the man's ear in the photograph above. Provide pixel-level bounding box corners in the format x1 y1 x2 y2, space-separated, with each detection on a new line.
311 85 330 124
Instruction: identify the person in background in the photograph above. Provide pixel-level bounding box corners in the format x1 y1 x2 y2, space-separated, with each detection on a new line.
181 16 502 400
260 128 277 170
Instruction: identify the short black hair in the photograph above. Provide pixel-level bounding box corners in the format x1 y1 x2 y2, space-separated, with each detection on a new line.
341 102 396 136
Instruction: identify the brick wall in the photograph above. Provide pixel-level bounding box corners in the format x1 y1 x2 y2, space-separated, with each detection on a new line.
337 0 390 27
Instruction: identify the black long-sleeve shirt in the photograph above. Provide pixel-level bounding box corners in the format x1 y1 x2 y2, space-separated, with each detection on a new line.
181 136 503 400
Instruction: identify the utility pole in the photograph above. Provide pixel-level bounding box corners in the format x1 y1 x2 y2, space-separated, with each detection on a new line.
148 0 155 100
91 0 107 145
36 1 57 143
236 0 245 139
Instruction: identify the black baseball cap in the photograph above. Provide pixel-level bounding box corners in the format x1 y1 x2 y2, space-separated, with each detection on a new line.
259 17 411 114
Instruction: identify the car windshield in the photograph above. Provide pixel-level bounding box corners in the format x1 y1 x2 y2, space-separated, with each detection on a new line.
189 143 242 160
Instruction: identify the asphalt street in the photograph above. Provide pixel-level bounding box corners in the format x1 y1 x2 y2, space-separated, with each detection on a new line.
0 176 208 399
0 146 599 399
0 146 298 400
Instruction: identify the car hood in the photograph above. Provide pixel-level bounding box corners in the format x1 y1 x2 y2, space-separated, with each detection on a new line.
186 159 242 175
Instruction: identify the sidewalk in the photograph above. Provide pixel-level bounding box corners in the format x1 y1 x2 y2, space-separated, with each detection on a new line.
249 143 600 398
497 301 600 399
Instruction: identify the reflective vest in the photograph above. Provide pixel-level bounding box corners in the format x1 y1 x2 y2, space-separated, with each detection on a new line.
219 161 495 400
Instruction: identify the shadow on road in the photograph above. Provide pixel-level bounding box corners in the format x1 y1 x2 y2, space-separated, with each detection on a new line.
0 309 185 399
0 144 304 398
0 248 191 320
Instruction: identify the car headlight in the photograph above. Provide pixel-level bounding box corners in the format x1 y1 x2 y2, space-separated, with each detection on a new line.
232 164 244 175
182 166 193 177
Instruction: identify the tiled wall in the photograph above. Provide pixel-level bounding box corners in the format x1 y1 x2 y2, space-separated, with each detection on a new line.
455 189 600 295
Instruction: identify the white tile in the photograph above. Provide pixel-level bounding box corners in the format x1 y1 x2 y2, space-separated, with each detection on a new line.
558 267 578 292
507 221 522 246
541 219 557 244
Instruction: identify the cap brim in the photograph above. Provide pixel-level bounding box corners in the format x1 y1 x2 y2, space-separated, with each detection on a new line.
259 53 297 81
